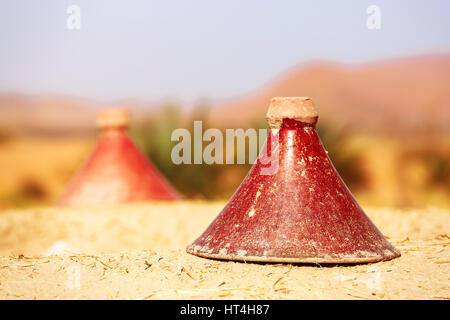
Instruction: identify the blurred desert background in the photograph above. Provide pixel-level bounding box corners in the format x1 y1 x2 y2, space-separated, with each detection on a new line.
1 54 449 209
0 1 449 300
0 1 449 210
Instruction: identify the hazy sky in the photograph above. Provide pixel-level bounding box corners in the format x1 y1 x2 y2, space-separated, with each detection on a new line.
0 0 449 104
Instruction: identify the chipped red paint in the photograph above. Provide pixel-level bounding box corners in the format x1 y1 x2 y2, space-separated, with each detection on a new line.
58 128 181 207
187 104 400 263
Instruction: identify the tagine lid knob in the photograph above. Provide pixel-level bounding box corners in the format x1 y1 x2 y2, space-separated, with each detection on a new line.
97 108 130 130
266 97 318 128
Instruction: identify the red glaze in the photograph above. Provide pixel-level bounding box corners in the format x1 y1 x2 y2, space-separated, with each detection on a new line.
187 118 400 263
58 128 181 207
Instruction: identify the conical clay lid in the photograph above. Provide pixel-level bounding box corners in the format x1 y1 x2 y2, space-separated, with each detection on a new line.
187 97 400 263
58 108 181 207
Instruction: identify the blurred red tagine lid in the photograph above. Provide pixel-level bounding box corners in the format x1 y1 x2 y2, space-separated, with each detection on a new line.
187 97 400 264
57 108 182 207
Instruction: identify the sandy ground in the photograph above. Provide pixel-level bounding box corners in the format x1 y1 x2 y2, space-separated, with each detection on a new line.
0 202 448 299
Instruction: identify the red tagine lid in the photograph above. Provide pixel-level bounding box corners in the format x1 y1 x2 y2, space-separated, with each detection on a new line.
187 97 400 264
57 108 182 207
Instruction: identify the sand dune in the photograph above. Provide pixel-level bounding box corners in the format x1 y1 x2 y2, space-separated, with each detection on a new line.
208 55 450 134
1 55 449 136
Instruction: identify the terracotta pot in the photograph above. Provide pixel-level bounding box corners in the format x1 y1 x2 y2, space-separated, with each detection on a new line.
58 108 181 207
187 97 400 264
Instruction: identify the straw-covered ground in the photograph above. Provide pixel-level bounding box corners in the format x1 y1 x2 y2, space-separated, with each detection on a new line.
0 202 448 299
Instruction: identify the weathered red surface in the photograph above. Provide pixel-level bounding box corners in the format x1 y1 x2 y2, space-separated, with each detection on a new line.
58 128 181 207
187 98 400 263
